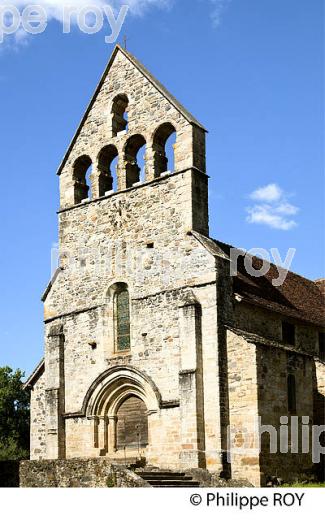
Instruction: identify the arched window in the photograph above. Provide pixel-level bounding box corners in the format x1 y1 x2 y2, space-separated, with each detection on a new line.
114 286 130 352
124 134 146 188
116 396 148 450
73 155 92 204
153 122 176 177
287 374 296 413
111 94 129 137
97 145 118 195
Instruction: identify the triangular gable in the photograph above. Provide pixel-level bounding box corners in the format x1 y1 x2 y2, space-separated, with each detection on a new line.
57 44 206 176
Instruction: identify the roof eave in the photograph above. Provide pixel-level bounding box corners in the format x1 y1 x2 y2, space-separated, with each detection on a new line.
41 267 62 302
23 359 45 390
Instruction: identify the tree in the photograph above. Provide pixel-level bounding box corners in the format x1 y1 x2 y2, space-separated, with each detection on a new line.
0 366 29 460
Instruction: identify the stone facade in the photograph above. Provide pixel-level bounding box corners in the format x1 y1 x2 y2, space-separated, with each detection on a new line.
25 45 325 487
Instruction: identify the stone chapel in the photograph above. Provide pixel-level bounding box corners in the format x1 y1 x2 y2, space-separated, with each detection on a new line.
25 45 325 486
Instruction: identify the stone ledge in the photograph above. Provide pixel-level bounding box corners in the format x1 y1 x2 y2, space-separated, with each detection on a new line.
57 167 208 214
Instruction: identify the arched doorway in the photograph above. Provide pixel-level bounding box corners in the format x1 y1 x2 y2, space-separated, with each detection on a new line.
116 395 148 450
83 367 160 457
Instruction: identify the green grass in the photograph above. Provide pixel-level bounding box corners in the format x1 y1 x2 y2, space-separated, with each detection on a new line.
281 482 325 488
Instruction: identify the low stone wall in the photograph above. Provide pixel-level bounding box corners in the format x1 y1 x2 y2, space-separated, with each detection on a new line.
186 468 253 488
0 461 20 487
19 458 150 488
19 459 254 488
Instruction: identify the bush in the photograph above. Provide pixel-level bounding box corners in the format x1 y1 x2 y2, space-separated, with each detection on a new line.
0 367 30 461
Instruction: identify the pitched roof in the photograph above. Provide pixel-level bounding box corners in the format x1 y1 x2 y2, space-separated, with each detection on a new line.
213 239 325 328
23 358 45 389
191 232 324 327
226 325 316 358
57 45 206 176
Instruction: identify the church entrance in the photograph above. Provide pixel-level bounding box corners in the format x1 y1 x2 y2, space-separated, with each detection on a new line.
116 395 148 450
84 367 159 458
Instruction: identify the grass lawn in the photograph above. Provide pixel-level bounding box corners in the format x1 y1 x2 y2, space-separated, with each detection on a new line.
281 482 325 488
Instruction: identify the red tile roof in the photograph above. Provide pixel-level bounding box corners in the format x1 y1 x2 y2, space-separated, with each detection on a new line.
214 239 325 328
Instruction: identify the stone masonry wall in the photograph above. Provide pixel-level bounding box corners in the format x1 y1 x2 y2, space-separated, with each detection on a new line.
314 360 325 480
256 345 314 482
40 157 221 467
47 171 212 320
226 329 317 485
234 302 319 356
59 282 221 469
30 371 46 460
226 330 261 486
32 44 227 471
232 301 322 482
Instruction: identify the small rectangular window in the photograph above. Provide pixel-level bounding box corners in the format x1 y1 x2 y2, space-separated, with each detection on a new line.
287 374 297 413
282 321 295 345
319 332 325 361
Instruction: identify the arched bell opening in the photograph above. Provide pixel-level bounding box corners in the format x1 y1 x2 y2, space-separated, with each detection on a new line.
97 144 119 195
73 155 92 204
111 94 129 137
124 134 147 188
152 122 176 177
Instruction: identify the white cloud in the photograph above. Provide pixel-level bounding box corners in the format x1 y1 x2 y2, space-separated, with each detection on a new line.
13 26 30 47
1 0 171 49
246 183 299 231
275 201 298 216
209 0 231 27
4 0 170 20
250 183 283 203
246 205 297 231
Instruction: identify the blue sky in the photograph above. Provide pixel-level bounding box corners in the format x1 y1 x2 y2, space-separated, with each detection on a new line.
0 0 323 375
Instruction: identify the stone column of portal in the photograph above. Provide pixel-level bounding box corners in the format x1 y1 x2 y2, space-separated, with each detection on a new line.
178 298 205 469
98 416 109 456
93 417 99 449
108 416 117 454
45 323 65 459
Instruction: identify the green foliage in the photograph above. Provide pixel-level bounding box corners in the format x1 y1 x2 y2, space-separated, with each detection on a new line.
281 482 325 488
106 474 116 487
0 366 30 460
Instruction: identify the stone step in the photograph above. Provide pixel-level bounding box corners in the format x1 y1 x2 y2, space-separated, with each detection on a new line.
147 480 200 487
137 469 200 488
138 472 187 479
140 474 192 481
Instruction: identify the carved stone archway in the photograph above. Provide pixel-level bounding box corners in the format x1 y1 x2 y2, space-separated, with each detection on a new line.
83 366 160 456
